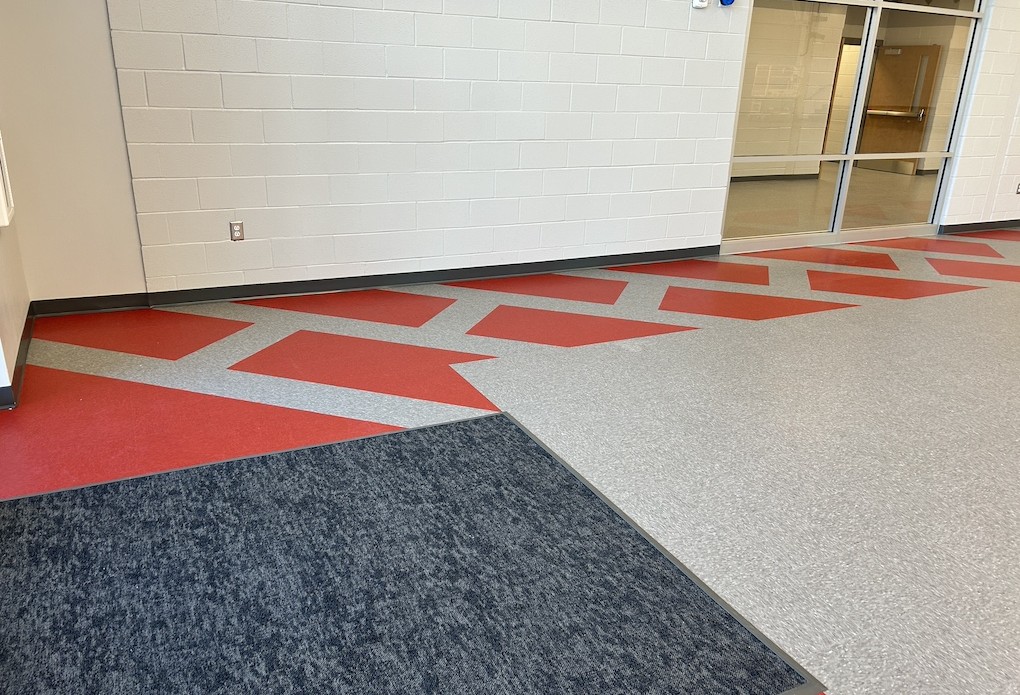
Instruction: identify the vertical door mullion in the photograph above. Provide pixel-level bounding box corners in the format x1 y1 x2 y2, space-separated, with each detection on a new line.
927 157 952 225
929 14 982 228
832 4 883 235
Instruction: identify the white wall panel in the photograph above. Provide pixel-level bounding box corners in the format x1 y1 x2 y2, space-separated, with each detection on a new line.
107 0 750 290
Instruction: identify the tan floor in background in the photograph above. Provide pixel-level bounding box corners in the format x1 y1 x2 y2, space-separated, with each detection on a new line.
725 162 939 239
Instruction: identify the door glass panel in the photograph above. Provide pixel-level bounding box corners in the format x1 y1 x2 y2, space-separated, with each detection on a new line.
858 11 972 156
733 0 867 157
724 161 840 239
841 160 941 229
727 0 976 242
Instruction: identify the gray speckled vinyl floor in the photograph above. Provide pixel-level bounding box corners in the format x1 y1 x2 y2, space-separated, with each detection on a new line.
457 266 1020 695
12 234 1020 693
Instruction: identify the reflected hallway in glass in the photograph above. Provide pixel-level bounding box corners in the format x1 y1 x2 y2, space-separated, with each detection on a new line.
724 163 940 239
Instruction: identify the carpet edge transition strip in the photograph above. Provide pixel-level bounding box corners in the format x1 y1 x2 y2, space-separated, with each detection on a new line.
501 413 827 695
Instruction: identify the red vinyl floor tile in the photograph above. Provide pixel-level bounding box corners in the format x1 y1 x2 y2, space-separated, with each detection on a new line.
954 230 1020 242
32 309 253 360
856 237 1003 258
0 366 399 500
927 258 1020 283
238 289 456 327
659 287 856 321
230 331 497 410
807 270 983 299
609 259 771 285
746 247 899 271
446 273 627 305
467 305 695 347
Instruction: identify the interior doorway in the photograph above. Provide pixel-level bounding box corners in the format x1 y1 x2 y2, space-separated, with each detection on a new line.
723 0 981 247
858 44 942 175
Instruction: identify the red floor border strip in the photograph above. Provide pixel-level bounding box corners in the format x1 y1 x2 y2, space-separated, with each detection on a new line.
0 366 399 500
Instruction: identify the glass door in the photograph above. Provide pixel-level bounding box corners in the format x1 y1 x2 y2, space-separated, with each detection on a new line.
723 0 982 245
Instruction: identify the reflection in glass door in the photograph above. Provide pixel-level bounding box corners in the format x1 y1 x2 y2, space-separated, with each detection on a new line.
843 9 974 230
723 0 981 244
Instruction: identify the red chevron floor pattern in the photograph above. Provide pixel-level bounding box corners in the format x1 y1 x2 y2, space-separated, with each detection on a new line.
807 270 983 299
956 230 1020 242
659 286 857 320
239 289 455 327
467 305 695 347
0 366 398 500
446 273 628 304
746 247 899 271
609 259 771 285
857 237 1003 258
230 331 498 411
5 234 1015 500
927 257 1020 283
32 309 253 360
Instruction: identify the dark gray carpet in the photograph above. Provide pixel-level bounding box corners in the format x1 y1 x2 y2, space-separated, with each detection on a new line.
0 414 818 694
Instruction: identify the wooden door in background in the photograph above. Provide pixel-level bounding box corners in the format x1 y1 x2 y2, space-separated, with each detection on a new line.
858 44 942 175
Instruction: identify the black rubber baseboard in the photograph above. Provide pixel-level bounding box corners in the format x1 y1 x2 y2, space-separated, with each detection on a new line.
29 293 149 317
30 244 719 315
940 219 1020 235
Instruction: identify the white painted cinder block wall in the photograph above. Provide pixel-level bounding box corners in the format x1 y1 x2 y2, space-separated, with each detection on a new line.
107 0 750 292
942 0 1020 225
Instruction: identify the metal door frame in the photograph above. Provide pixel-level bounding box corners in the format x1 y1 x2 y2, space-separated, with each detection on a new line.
721 0 985 253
